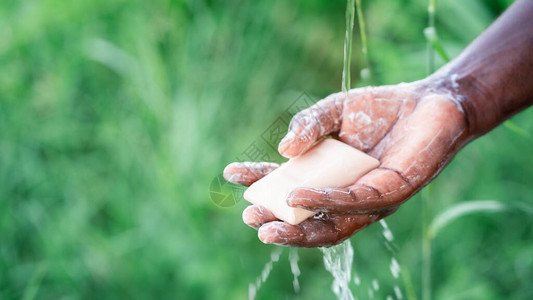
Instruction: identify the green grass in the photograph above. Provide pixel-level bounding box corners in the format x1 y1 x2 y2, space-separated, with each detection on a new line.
1 0 532 299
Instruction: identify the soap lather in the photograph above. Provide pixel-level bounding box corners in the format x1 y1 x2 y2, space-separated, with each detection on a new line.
243 138 380 225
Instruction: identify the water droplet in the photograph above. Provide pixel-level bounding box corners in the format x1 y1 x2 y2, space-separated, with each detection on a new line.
394 285 403 299
360 68 371 80
289 248 301 294
390 257 400 278
249 248 283 300
380 220 394 242
372 279 379 291
354 275 361 286
248 284 256 300
368 288 374 299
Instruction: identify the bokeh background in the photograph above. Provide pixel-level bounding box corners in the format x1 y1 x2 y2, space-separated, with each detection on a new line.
1 0 532 299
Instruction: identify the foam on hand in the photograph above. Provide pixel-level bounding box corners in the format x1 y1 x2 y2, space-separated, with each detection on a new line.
243 138 380 225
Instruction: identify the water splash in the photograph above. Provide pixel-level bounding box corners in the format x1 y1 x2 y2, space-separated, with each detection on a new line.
289 248 301 294
249 248 283 300
320 240 355 300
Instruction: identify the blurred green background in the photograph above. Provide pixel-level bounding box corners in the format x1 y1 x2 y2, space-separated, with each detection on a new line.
1 0 532 299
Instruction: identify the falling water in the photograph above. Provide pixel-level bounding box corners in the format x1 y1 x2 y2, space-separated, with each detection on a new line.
368 288 374 299
248 248 283 300
394 285 404 299
317 2 356 298
318 218 404 300
354 274 361 286
320 240 355 300
341 0 355 95
390 257 400 279
289 248 301 293
249 0 404 298
380 219 394 242
372 279 380 291
380 219 405 299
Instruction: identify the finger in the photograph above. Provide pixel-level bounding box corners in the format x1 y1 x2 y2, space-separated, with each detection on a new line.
338 87 407 152
287 167 414 214
223 162 279 186
242 205 279 230
278 92 344 158
258 209 395 247
287 96 468 214
258 221 306 246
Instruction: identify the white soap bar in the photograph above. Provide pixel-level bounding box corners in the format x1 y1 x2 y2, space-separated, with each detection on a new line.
243 138 380 225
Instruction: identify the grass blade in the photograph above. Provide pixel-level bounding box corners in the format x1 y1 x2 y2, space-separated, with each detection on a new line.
428 200 507 239
503 120 533 140
355 0 371 80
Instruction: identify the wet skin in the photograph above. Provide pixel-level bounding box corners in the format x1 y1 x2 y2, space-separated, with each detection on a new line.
224 82 468 247
224 0 533 247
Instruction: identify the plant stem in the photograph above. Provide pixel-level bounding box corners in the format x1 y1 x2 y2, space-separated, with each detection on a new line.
355 0 370 80
423 2 436 299
426 0 436 75
503 120 533 140
421 184 432 300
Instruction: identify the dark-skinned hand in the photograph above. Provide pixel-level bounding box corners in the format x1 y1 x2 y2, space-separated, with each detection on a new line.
224 80 469 247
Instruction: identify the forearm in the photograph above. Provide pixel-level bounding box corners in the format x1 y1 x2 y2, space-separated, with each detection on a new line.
431 0 533 137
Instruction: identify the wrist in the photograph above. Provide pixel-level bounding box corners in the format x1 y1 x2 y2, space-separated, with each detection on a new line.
421 0 533 137
423 66 502 138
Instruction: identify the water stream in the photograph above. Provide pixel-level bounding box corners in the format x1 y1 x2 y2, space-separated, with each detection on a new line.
341 0 355 95
248 1 405 299
248 248 283 300
318 1 357 299
381 220 405 300
289 248 301 294
318 2 361 300
247 223 403 299
320 240 355 300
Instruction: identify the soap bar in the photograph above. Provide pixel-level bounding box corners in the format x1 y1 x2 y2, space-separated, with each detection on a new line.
243 138 380 225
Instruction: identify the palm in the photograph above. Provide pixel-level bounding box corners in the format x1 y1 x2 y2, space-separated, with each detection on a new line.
225 81 469 247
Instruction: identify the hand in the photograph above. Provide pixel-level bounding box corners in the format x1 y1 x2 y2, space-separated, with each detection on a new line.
224 79 470 247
